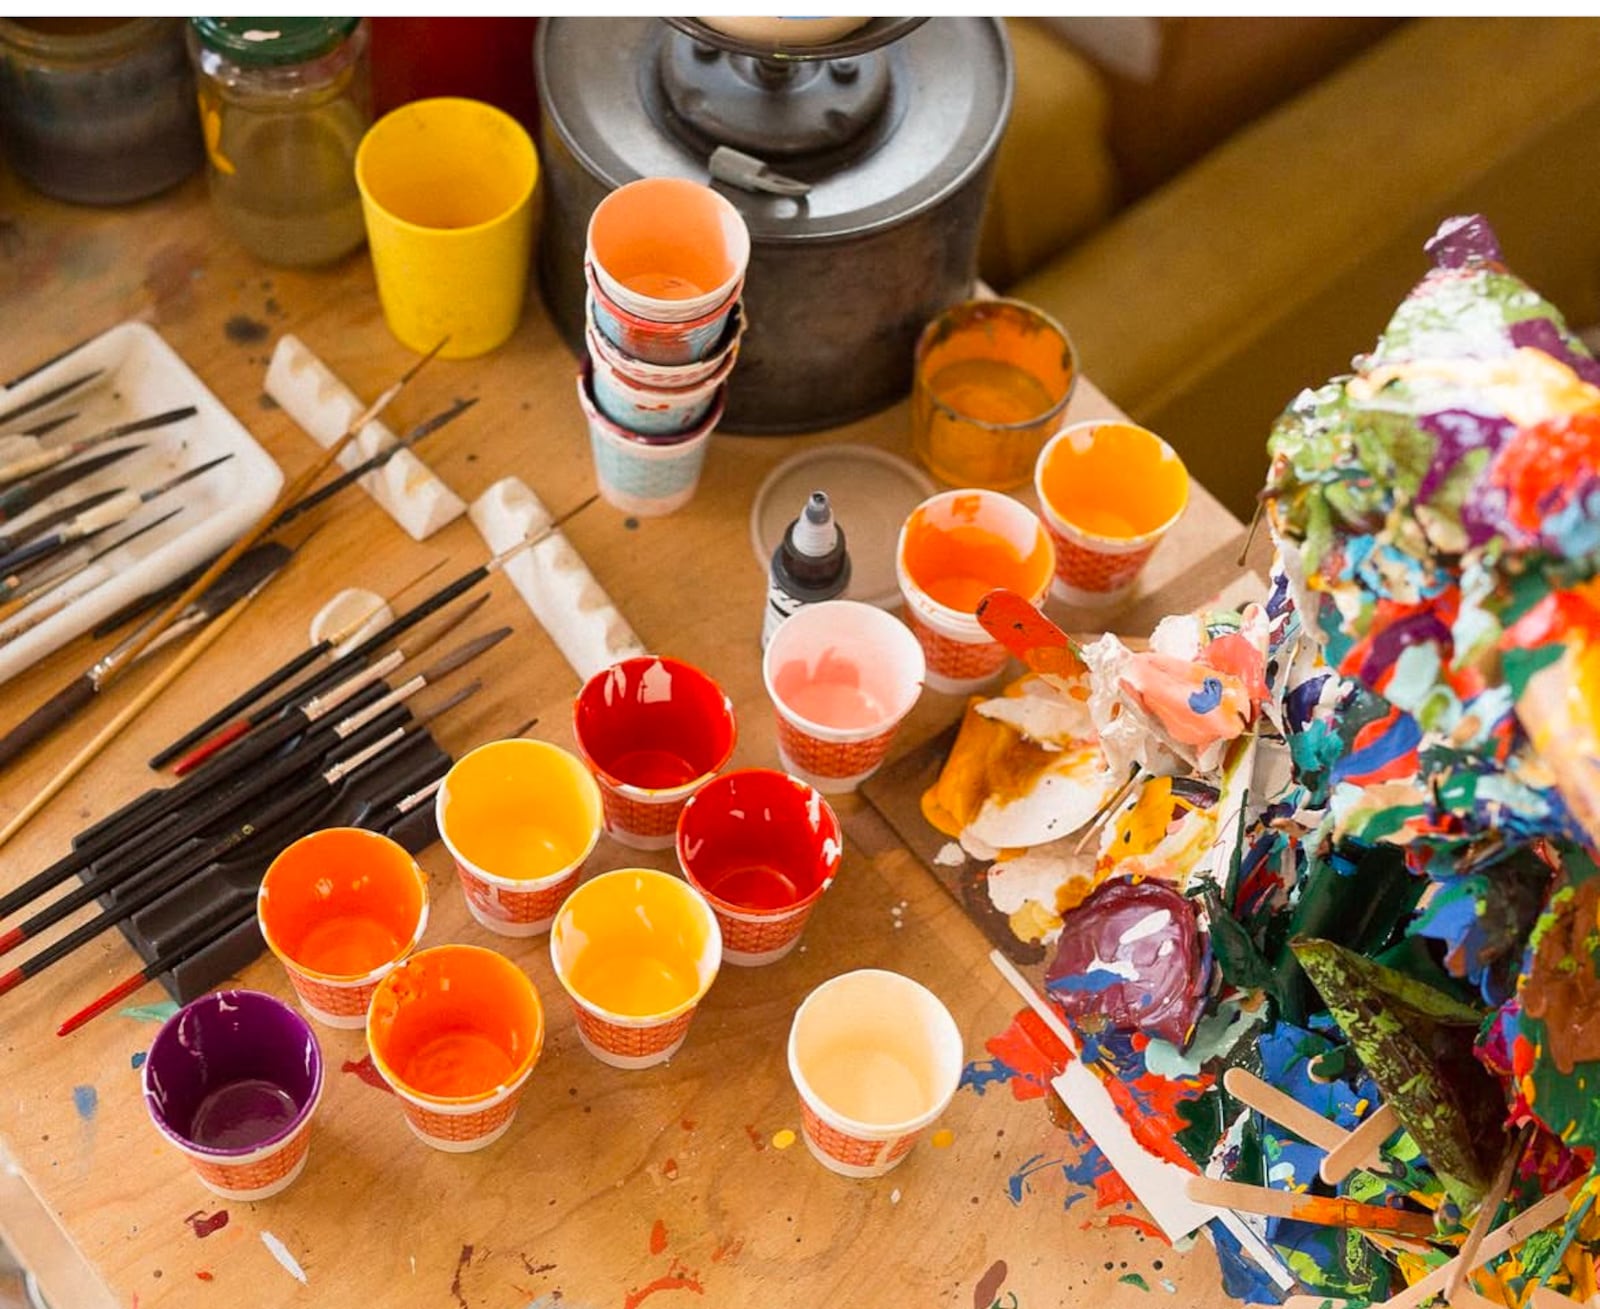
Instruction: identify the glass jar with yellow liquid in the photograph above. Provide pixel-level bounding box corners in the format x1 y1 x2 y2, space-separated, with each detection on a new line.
911 298 1078 492
187 18 370 266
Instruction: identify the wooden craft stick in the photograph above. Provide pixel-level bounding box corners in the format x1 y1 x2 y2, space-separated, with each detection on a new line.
1224 1067 1347 1152
1283 1298 1356 1308
1381 1184 1582 1309
1186 1177 1437 1239
1528 1288 1592 1309
1447 1291 1504 1309
1445 1123 1534 1300
0 588 260 845
1320 1105 1402 1184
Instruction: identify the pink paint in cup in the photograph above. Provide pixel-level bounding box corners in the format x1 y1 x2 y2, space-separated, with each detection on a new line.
573 655 737 851
762 600 925 795
676 768 843 966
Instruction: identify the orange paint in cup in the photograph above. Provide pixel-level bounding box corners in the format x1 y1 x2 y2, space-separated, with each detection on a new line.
258 828 429 1029
899 491 1054 614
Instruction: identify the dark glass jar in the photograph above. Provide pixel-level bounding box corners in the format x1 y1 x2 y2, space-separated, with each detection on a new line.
0 17 202 205
187 17 371 267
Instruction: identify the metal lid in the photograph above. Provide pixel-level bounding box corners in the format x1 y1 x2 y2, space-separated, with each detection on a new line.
190 17 358 66
536 17 1011 244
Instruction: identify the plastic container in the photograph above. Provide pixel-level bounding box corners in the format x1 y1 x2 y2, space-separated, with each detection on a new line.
0 18 201 205
187 17 371 266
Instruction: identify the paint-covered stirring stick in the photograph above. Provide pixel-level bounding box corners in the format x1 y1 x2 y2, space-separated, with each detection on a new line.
1223 1067 1348 1152
1183 1177 1436 1238
1443 1123 1535 1300
974 586 1087 679
1319 1105 1402 1185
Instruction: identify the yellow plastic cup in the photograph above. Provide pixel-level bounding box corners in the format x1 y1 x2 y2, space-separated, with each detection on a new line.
355 97 538 359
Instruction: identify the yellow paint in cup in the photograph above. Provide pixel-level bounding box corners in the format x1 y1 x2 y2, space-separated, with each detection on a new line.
1036 421 1188 542
355 97 538 358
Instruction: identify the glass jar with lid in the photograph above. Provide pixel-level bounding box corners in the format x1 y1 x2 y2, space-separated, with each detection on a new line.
187 17 371 267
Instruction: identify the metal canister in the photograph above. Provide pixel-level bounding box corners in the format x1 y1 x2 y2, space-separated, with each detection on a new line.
536 18 1012 434
187 17 371 267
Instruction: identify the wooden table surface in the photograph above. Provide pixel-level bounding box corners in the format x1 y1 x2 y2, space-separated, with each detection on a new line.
0 170 1247 1309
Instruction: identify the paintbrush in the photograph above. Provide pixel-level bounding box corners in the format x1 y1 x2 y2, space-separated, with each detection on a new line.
0 592 484 923
0 413 79 461
146 557 447 770
0 405 196 489
0 534 287 778
56 719 475 1038
154 494 594 769
94 340 447 704
0 367 103 429
0 568 282 850
1183 1177 1437 1238
0 487 124 564
0 444 143 526
0 509 183 640
0 699 472 1000
167 590 491 778
0 455 231 579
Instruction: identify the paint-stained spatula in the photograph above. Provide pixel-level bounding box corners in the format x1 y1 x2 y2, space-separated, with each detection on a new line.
975 587 1086 679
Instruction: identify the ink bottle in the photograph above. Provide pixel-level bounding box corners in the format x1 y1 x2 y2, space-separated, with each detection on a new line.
187 18 370 266
763 491 850 649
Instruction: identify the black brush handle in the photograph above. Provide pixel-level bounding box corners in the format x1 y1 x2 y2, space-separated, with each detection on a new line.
0 675 94 775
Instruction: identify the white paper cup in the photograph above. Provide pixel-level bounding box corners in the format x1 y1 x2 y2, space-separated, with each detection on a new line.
788 969 964 1178
762 600 925 794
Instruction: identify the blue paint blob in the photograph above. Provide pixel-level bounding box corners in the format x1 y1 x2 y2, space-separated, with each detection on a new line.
959 1057 1024 1097
1005 1152 1061 1205
130 1052 147 1070
72 1085 97 1120
1186 676 1225 714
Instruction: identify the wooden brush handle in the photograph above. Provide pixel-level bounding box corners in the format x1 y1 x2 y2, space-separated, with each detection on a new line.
0 674 93 774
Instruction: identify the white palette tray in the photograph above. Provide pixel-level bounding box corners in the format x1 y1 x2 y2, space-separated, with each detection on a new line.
0 322 283 687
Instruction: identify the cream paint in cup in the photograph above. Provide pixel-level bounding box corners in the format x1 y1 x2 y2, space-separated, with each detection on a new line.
788 969 963 1178
435 738 603 936
549 868 722 1069
895 489 1055 695
365 944 544 1152
1034 420 1189 607
762 599 925 795
257 827 429 1029
586 176 750 323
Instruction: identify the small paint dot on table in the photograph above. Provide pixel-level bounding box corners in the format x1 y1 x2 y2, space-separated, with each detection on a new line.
72 1085 97 1120
931 1128 954 1149
770 1129 796 1150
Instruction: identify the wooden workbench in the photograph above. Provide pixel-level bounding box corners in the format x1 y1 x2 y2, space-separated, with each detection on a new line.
0 170 1248 1309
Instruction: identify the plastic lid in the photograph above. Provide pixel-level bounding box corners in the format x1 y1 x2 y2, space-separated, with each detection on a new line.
190 18 358 66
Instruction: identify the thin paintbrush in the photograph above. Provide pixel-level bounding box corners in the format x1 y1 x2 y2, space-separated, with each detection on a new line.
0 509 183 640
0 704 471 999
96 339 447 698
0 455 230 578
0 535 286 778
146 557 447 769
0 444 142 526
0 413 79 461
0 405 196 489
0 487 124 565
0 367 103 429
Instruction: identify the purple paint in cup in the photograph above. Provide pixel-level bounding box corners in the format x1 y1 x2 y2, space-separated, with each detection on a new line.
142 989 324 1200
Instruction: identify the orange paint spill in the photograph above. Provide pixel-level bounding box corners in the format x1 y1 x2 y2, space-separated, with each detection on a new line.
621 1257 704 1309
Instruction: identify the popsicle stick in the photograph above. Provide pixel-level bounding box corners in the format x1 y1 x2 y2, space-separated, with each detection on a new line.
1447 1291 1503 1309
1320 1105 1402 1184
1283 1298 1357 1309
1528 1288 1591 1309
1444 1123 1534 1300
1379 1183 1581 1309
1186 1177 1436 1238
1224 1067 1347 1152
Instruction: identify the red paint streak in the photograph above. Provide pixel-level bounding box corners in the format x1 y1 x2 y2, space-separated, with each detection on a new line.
1094 1169 1136 1209
743 1124 766 1151
622 1258 704 1309
184 1210 230 1239
649 1218 668 1255
1106 1213 1168 1243
984 1010 1064 1102
680 1118 696 1131
709 1237 743 1264
661 1158 679 1181
196 1271 214 1282
341 1055 394 1094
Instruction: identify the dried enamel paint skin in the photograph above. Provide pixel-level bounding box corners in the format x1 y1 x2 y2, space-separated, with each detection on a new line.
762 491 851 650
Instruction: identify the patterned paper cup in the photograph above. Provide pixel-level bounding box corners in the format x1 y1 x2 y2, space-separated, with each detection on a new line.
586 176 750 323
677 769 843 966
589 333 735 436
258 828 429 1029
788 970 963 1179
586 296 744 390
578 365 723 518
573 655 737 851
588 267 743 366
366 944 545 1152
436 739 603 937
763 599 925 795
895 489 1056 694
143 990 324 1200
550 868 721 1070
1034 420 1189 607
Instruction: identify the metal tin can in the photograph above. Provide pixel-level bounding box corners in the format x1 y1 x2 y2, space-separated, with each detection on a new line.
187 17 371 266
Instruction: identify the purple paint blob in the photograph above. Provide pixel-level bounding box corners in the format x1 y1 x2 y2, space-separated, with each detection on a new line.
1425 214 1503 270
184 1209 230 1239
1510 319 1600 389
1417 409 1513 506
1045 879 1210 1049
142 990 322 1159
